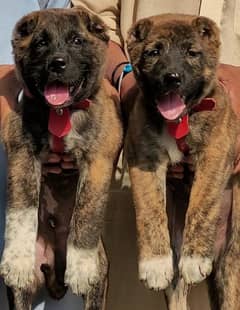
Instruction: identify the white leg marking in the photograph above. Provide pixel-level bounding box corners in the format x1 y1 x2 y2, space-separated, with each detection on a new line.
0 208 38 289
179 255 213 284
65 245 100 295
139 254 174 290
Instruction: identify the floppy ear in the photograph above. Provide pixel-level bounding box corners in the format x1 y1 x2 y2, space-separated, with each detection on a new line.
12 12 39 49
192 16 220 48
13 13 39 39
128 18 152 44
74 8 109 43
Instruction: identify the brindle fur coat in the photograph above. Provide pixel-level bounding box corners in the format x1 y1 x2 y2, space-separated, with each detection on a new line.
126 14 240 309
0 8 122 310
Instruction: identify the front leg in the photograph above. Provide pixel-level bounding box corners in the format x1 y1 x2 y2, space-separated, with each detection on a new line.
65 157 111 304
180 145 233 285
129 158 174 291
0 147 41 293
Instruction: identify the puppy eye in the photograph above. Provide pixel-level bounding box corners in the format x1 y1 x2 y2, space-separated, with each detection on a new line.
144 49 160 58
72 36 83 45
36 39 47 48
187 49 201 57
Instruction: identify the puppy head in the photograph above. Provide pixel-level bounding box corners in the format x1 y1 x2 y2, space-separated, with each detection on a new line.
127 14 220 121
12 8 109 108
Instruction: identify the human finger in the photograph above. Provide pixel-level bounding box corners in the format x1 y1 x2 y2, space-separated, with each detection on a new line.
46 153 62 163
61 154 75 162
61 161 78 170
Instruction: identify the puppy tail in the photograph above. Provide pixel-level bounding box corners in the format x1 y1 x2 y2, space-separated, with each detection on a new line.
165 278 189 310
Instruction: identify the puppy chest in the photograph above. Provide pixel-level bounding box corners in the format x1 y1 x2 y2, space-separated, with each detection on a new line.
159 127 183 164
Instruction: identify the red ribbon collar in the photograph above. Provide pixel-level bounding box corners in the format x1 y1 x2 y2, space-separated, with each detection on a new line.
166 97 216 154
48 99 91 153
22 88 91 153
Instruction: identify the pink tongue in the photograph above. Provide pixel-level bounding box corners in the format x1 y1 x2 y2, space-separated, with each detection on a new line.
156 93 186 120
44 84 70 106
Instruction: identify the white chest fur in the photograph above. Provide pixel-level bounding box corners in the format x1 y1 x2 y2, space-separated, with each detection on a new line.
159 126 183 164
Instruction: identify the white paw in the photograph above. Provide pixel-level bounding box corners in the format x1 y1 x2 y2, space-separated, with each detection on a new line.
0 208 37 289
179 256 212 284
0 254 35 289
139 255 174 290
65 245 100 295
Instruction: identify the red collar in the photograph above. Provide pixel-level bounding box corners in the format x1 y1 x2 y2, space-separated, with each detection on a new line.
48 99 91 153
22 89 92 153
166 97 216 154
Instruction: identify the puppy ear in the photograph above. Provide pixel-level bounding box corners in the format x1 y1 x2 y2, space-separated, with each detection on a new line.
192 16 220 47
75 8 109 43
12 13 39 51
87 14 109 43
13 13 39 38
128 19 153 43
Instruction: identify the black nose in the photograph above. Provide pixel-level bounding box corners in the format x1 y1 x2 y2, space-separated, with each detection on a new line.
49 57 66 73
163 72 181 89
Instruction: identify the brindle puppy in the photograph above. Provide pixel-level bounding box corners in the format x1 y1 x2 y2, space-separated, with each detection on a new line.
0 8 122 310
126 14 240 309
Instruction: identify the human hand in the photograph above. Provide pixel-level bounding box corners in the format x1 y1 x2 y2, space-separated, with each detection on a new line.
167 155 194 179
0 65 20 126
105 40 137 118
102 78 120 104
42 152 78 175
120 70 138 118
218 64 240 116
217 64 240 174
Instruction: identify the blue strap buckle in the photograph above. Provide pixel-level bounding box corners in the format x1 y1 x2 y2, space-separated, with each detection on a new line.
123 63 133 74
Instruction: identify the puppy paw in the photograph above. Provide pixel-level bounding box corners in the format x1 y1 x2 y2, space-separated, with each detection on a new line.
0 254 36 289
65 245 100 295
0 208 37 289
139 255 174 290
179 256 212 284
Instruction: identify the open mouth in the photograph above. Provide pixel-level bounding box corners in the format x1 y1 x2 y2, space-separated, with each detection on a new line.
43 80 84 108
156 92 186 121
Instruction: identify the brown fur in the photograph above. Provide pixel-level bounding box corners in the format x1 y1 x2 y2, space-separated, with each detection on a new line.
0 8 122 310
126 14 240 309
